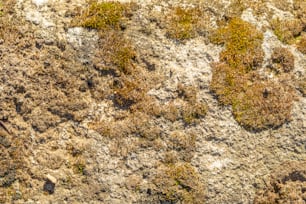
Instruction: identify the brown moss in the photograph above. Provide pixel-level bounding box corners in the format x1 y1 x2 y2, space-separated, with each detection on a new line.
113 76 145 109
0 130 27 203
167 131 196 162
297 34 306 54
232 80 294 130
177 83 197 103
161 99 207 125
75 1 159 113
128 112 161 141
210 18 264 70
182 102 207 125
73 157 86 175
0 2 3 17
271 47 295 73
0 0 22 44
165 6 205 41
270 18 303 44
271 0 291 11
224 0 247 19
210 18 295 131
161 100 182 122
293 0 306 26
72 1 135 30
210 62 247 105
254 161 306 204
94 30 136 75
153 162 205 204
163 151 179 164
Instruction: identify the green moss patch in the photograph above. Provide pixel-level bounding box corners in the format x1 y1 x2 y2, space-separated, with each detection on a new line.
210 18 295 131
210 18 264 70
72 1 134 30
165 6 205 41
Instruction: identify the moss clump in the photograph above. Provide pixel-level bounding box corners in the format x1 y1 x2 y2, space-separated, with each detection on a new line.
254 161 306 204
182 102 207 125
165 6 203 41
153 163 205 204
167 131 196 162
224 0 247 19
73 1 130 30
297 35 306 54
210 62 247 105
176 84 208 124
177 83 197 104
0 1 21 43
73 159 86 175
0 130 26 203
161 84 207 125
270 18 303 44
113 77 145 109
210 18 264 70
210 18 295 130
232 81 294 129
74 1 146 110
271 47 295 73
209 18 264 104
95 30 136 75
293 0 306 26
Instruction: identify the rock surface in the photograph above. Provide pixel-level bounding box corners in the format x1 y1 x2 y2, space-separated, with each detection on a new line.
0 0 305 203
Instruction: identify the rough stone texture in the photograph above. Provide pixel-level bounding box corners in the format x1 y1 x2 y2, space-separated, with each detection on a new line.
0 0 305 203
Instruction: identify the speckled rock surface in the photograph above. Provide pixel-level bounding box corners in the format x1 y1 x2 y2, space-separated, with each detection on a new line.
0 0 305 203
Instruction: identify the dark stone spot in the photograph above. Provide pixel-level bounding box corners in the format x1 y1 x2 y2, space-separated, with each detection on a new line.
263 88 269 98
14 98 23 114
87 78 94 89
16 85 26 94
44 61 51 68
35 41 42 49
43 180 55 194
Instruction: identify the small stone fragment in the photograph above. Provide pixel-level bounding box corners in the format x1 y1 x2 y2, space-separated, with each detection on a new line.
43 174 57 194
